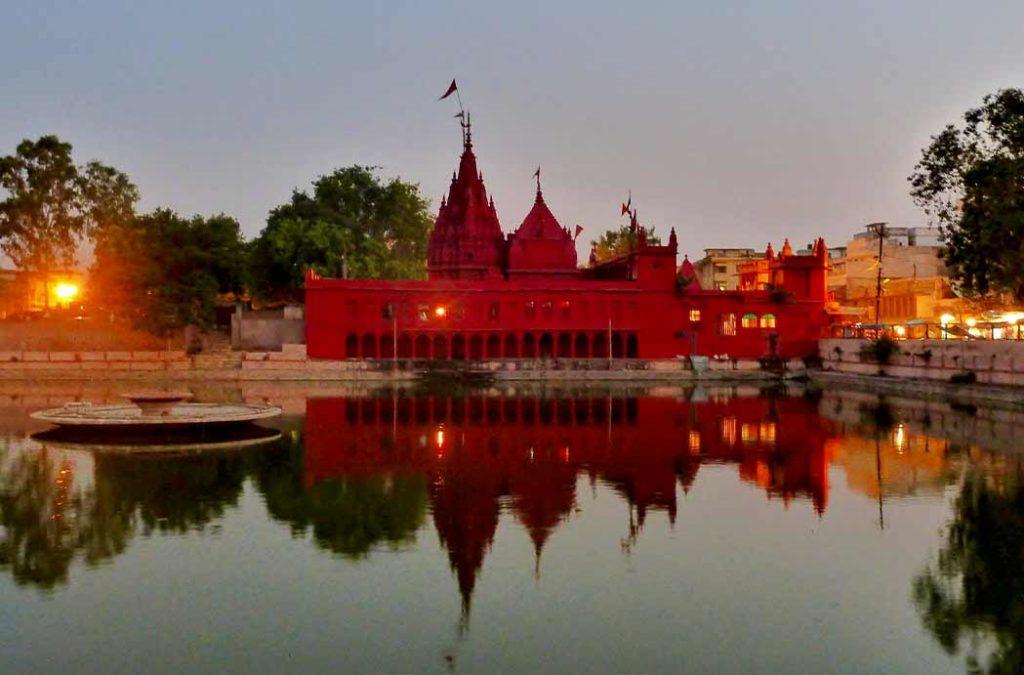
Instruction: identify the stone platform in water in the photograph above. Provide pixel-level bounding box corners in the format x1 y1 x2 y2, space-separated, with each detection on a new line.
31 393 282 430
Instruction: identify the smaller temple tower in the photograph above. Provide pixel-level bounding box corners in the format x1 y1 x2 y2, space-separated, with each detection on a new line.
506 174 577 278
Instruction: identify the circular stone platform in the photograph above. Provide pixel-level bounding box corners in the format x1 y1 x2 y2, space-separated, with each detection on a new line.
31 401 282 429
31 425 282 454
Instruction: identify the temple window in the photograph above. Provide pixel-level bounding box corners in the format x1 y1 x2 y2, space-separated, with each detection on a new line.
560 300 571 319
525 301 536 318
382 303 395 319
688 430 701 453
542 301 553 319
720 313 737 336
417 304 429 321
741 423 757 444
760 313 777 328
689 309 701 323
741 313 758 329
721 417 737 445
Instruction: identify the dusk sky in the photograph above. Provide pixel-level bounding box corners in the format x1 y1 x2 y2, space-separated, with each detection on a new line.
3 1 1023 259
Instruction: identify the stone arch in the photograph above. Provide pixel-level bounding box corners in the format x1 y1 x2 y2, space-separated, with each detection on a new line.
539 332 554 358
592 332 608 358
414 334 430 359
486 334 501 359
522 333 537 358
611 332 624 358
362 333 378 358
345 334 359 358
433 334 448 360
451 334 466 360
505 333 519 359
574 333 590 358
380 334 394 359
469 334 484 360
557 332 572 358
626 333 639 358
397 334 413 358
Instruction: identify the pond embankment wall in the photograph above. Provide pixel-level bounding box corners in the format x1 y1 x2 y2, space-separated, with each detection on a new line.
819 338 1024 386
0 344 802 382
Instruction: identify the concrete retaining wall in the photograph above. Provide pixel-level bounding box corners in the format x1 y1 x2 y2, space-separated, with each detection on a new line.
820 338 1024 386
0 344 798 382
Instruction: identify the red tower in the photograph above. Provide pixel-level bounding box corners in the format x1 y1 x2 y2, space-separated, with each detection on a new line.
427 118 506 280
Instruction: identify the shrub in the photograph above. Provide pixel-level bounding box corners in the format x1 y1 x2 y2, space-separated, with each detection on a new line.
802 352 823 369
949 371 977 385
859 335 900 365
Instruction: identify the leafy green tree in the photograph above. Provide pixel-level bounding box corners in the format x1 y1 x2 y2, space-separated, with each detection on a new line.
0 136 137 303
590 223 661 262
248 166 432 301
90 209 246 334
251 432 428 558
909 89 1024 299
913 468 1024 673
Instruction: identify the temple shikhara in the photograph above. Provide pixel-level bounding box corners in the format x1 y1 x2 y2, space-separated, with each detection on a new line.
305 116 831 360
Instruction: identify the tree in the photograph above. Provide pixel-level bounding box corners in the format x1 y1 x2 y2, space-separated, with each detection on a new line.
248 166 432 301
590 223 662 262
0 136 137 304
913 467 1024 673
90 209 246 334
909 89 1024 299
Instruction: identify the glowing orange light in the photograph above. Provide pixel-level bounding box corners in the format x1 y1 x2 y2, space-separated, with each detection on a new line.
54 283 78 301
434 305 447 318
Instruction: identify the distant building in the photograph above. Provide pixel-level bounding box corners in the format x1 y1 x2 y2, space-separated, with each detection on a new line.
692 248 760 290
0 269 85 318
840 224 953 323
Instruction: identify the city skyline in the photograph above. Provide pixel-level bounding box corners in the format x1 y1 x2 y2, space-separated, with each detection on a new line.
3 1 1023 259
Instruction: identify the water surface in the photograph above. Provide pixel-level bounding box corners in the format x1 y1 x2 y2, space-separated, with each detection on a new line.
0 383 1021 673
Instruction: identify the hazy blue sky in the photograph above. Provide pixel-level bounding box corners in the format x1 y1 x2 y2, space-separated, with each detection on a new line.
2 1 1023 258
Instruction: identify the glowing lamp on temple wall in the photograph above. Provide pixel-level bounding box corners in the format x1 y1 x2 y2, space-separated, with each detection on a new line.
893 325 906 337
434 305 447 318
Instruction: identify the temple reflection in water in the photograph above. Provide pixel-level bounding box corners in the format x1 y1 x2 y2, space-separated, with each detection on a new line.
302 390 835 614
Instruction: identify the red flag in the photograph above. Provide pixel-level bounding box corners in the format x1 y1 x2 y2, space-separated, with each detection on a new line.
439 79 458 100
574 224 584 239
534 166 540 179
620 203 629 216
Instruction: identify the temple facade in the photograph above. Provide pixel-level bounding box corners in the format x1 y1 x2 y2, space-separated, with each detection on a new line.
305 123 831 360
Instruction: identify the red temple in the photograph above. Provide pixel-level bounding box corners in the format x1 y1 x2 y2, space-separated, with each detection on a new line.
306 119 830 360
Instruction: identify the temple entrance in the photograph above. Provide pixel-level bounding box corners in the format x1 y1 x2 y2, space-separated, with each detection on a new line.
626 333 639 358
574 333 590 358
557 333 572 358
433 335 448 360
539 333 554 358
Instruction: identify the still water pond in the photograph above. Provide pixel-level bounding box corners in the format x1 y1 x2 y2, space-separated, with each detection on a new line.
1 383 1021 673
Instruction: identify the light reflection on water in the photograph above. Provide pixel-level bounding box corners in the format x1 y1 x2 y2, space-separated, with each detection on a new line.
0 384 1021 673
